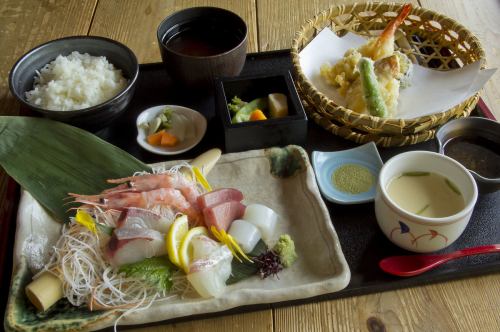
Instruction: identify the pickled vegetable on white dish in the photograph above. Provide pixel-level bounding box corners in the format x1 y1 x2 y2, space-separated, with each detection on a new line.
243 204 278 245
228 219 261 253
186 235 233 298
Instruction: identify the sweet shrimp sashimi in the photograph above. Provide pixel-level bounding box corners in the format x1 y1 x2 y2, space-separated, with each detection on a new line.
72 188 203 225
104 172 202 207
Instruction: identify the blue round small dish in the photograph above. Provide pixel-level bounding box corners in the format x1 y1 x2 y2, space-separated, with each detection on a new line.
312 142 383 204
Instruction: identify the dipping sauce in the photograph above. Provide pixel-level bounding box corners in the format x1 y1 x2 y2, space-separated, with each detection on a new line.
444 136 500 179
163 22 242 57
332 164 374 194
387 172 465 218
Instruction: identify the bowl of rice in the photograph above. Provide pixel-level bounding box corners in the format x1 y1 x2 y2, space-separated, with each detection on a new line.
9 36 139 131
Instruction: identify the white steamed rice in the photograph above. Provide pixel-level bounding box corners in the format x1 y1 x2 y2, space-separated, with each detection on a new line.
25 51 128 111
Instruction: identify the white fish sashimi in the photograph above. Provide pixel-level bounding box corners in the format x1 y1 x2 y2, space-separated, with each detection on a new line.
228 219 261 253
105 228 167 267
116 207 173 233
243 204 278 245
187 235 233 298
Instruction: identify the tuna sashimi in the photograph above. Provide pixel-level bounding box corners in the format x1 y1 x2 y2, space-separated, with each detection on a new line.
203 201 245 231
197 188 243 210
116 207 173 233
105 228 167 266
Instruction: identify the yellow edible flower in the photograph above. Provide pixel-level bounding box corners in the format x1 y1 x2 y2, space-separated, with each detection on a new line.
210 226 252 263
75 209 97 234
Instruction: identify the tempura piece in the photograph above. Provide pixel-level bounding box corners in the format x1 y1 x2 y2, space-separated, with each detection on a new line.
320 3 413 113
358 4 412 61
320 48 362 96
346 55 401 116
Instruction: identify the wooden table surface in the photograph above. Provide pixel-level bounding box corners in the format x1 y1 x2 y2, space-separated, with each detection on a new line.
1 1 499 331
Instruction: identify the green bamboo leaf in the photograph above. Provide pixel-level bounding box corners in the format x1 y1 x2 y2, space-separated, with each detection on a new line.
0 116 151 222
226 240 268 285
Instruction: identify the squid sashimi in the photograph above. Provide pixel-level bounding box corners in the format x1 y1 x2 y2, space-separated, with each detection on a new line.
187 235 233 298
228 219 261 253
116 207 173 233
203 201 246 231
243 204 278 245
105 228 167 266
197 188 243 210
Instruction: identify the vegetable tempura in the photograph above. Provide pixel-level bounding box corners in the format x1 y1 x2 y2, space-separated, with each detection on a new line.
320 4 413 117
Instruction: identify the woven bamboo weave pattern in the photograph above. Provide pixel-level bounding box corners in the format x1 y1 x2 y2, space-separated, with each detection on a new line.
291 2 485 145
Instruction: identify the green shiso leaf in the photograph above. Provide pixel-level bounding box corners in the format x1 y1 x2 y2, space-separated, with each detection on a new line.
226 239 268 285
0 116 151 222
119 256 176 292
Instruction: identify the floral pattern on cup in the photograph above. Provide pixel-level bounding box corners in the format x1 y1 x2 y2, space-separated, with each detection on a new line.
390 221 448 248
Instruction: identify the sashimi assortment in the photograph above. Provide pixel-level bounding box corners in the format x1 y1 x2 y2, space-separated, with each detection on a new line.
26 162 297 324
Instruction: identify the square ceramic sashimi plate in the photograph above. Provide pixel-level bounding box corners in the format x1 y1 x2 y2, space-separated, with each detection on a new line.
5 145 350 331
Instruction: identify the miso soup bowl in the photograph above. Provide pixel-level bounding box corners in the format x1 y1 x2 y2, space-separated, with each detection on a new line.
375 151 478 253
157 7 247 88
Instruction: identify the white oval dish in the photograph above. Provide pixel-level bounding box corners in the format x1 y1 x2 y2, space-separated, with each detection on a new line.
136 105 207 155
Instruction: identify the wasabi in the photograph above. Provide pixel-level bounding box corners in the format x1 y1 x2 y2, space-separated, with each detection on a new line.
273 234 297 268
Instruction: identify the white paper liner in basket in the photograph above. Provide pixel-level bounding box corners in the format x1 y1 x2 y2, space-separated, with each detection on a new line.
299 28 496 120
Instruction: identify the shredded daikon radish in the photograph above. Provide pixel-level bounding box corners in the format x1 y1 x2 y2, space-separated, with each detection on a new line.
37 222 189 310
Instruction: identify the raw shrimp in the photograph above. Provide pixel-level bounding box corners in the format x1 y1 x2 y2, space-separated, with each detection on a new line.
104 173 202 206
72 188 202 225
358 4 412 61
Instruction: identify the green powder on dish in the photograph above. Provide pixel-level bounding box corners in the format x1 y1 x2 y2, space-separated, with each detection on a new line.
332 163 374 194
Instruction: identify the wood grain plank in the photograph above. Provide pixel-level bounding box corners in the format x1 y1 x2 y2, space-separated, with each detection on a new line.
419 0 500 119
274 274 500 332
126 310 273 332
90 0 258 64
0 1 98 276
0 0 98 116
256 0 419 51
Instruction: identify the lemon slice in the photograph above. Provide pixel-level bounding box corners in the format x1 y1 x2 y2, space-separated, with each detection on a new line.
179 226 209 273
166 215 189 268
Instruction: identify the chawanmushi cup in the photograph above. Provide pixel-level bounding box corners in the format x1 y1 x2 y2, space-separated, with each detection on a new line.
375 151 478 253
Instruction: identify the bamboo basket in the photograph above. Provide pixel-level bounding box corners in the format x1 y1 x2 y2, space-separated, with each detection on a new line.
291 2 486 144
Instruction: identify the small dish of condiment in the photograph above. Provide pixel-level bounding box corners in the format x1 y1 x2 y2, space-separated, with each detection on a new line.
311 142 383 204
136 105 206 155
436 117 500 193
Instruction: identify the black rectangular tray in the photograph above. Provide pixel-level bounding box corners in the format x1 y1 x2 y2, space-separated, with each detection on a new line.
2 50 499 326
99 49 500 298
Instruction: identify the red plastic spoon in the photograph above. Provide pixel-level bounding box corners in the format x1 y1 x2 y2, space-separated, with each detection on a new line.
379 244 500 277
